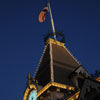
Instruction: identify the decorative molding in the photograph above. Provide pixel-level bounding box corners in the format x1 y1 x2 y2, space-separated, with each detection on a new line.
46 38 65 47
67 90 80 100
37 82 75 98
50 40 54 81
23 84 37 100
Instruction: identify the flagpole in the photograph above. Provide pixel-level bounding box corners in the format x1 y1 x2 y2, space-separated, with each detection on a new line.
47 0 56 40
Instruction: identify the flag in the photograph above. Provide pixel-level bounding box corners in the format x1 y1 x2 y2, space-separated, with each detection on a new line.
39 6 48 23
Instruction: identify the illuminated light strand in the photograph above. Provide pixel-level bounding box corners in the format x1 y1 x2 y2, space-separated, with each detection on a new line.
23 84 37 100
50 41 54 81
67 91 80 100
96 76 100 82
24 72 100 100
46 38 65 47
51 82 67 89
63 45 81 65
37 83 52 97
37 82 75 98
23 88 30 100
30 84 37 90
51 82 75 91
34 43 49 78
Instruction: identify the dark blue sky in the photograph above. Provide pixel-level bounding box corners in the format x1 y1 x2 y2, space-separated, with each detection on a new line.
0 0 100 100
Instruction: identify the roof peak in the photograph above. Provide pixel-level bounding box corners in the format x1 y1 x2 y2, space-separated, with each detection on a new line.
43 32 65 44
46 38 65 47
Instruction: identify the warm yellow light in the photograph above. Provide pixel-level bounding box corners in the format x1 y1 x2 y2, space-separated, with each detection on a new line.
23 84 37 100
67 91 80 100
37 82 75 98
46 38 65 47
75 94 79 99
37 83 52 97
68 87 71 90
96 76 100 82
51 82 67 89
30 84 37 90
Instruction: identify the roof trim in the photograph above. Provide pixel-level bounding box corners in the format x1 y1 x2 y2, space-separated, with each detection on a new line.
37 82 75 98
46 38 65 47
67 90 80 100
49 40 54 81
63 46 81 65
34 44 49 78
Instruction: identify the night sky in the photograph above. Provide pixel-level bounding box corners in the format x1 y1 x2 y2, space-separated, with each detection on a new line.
0 0 100 100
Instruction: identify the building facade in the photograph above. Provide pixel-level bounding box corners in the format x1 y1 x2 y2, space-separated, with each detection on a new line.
23 38 100 100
